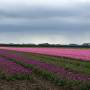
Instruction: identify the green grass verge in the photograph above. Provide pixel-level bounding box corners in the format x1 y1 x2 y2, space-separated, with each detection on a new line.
0 71 32 81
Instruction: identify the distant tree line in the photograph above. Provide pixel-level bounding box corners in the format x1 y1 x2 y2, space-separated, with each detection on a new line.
0 43 90 48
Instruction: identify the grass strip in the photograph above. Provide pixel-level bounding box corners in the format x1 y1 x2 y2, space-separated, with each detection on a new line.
0 70 33 81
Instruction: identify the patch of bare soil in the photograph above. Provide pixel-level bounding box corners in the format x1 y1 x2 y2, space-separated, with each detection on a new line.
0 79 62 90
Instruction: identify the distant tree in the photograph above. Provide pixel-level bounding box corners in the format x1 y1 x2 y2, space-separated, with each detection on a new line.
82 43 90 46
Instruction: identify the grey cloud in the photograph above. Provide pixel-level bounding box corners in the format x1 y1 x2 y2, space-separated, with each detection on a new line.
0 0 90 20
0 4 90 19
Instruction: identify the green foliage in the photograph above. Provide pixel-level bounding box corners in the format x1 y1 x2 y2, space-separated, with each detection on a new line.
6 74 32 81
0 72 6 79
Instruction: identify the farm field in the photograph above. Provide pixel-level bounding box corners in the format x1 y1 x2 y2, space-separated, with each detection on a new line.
0 47 90 90
0 47 90 61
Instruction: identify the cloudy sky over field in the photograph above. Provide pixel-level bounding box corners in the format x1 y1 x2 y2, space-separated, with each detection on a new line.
0 0 90 44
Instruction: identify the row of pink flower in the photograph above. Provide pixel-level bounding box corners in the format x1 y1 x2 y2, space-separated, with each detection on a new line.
0 50 90 81
0 57 32 75
0 47 90 61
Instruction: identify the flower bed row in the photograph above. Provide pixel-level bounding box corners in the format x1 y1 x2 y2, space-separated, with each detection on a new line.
0 57 32 80
0 47 90 61
0 50 90 82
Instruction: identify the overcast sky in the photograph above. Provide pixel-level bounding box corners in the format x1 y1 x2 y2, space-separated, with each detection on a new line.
0 0 90 44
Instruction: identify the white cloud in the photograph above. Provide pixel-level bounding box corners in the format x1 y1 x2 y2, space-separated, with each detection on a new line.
0 32 70 44
0 31 89 44
0 0 90 10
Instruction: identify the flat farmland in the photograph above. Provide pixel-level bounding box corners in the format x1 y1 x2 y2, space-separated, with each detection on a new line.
0 47 90 61
0 47 90 90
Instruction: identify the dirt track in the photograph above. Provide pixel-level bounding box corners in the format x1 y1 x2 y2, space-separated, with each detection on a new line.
0 80 61 90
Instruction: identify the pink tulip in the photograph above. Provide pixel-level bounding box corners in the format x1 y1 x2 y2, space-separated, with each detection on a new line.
0 47 90 61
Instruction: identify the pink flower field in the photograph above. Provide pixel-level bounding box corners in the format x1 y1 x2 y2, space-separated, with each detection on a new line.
0 47 90 61
0 47 90 89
